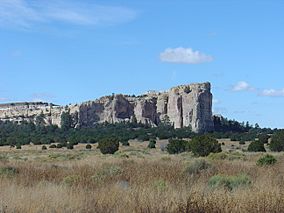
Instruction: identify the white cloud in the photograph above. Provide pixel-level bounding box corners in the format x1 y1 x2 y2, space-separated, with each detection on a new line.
232 81 254 92
0 0 137 29
0 0 42 28
260 89 284 97
231 81 284 98
160 47 213 64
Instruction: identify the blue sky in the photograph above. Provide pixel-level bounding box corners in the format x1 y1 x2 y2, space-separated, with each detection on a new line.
1 0 284 128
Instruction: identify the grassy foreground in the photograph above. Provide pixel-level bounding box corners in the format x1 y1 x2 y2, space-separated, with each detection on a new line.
0 141 283 213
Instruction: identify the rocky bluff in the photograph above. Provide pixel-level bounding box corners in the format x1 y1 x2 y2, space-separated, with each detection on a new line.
0 82 213 133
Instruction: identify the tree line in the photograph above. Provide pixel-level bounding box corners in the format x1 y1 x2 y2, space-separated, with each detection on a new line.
0 112 282 154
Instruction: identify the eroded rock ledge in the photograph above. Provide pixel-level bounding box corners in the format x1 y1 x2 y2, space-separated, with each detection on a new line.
0 82 213 133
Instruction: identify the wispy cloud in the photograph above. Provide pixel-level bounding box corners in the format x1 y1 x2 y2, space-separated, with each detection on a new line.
260 89 284 97
232 81 254 92
160 47 213 64
231 81 284 98
0 0 137 29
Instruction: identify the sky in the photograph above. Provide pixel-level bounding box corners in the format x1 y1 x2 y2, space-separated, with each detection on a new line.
0 0 284 128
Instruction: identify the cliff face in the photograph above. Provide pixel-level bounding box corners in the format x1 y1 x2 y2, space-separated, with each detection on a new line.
0 82 213 133
165 83 213 132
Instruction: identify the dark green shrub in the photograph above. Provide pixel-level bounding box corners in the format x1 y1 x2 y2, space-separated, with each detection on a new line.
137 134 150 141
40 137 51 145
98 138 119 154
247 141 266 152
257 154 277 166
190 135 221 157
148 139 156 149
16 144 21 149
56 143 64 149
239 139 246 145
270 131 284 152
258 134 270 144
86 144 92 149
174 127 192 139
121 140 130 146
230 134 240 141
42 145 47 150
208 174 251 191
49 144 57 148
70 141 79 146
67 144 74 150
87 138 97 144
166 139 189 154
60 111 72 130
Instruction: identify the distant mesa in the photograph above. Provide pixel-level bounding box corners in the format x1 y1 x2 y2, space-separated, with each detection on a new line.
0 82 213 133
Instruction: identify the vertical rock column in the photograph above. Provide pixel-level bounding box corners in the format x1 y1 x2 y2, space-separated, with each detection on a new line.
180 82 213 132
167 88 183 128
156 93 168 121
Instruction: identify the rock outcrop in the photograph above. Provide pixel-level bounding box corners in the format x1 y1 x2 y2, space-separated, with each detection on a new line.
0 82 214 133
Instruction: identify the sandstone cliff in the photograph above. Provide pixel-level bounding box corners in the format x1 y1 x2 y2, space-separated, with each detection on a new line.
0 82 213 133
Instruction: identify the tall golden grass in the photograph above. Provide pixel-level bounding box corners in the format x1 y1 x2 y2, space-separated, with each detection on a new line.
0 145 284 213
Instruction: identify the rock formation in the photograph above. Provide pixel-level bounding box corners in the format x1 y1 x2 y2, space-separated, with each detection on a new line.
0 82 214 133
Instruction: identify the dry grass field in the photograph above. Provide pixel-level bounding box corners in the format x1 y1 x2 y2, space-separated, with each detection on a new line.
0 140 283 213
